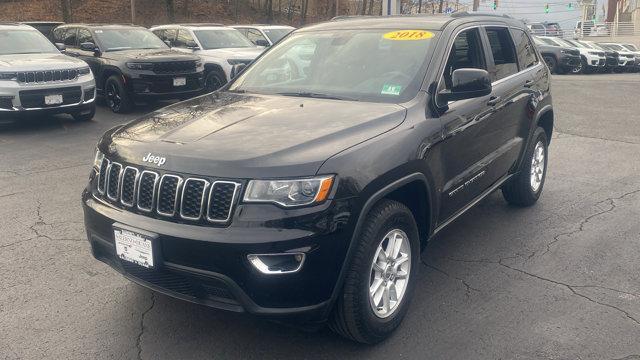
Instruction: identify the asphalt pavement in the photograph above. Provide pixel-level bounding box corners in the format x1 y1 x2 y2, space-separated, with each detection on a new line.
1 74 639 360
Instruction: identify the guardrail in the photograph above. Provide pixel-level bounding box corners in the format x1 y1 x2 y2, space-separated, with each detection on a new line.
531 22 639 39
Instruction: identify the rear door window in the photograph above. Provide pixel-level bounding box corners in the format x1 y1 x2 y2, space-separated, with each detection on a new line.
484 27 518 81
510 28 538 70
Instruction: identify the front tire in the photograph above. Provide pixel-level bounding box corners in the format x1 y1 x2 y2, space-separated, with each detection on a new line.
204 69 226 93
105 75 133 113
502 127 548 207
329 199 419 344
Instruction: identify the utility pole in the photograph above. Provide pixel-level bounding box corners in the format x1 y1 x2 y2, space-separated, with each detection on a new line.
130 0 136 24
438 0 444 13
473 0 479 11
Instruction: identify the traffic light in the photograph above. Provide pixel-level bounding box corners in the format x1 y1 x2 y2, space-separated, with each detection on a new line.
544 3 550 13
492 0 497 10
567 2 573 9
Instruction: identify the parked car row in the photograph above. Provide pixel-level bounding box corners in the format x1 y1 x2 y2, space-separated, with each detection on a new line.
0 21 294 122
533 35 640 75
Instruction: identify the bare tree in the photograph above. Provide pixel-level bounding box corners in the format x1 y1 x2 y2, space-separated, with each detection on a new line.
301 0 309 24
165 0 175 22
60 0 71 22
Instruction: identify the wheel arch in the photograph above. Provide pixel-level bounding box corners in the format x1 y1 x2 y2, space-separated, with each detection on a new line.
323 172 435 319
536 107 554 144
100 67 124 91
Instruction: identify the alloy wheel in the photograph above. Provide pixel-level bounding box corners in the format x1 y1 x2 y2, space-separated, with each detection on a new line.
368 229 411 319
106 82 121 112
530 140 545 192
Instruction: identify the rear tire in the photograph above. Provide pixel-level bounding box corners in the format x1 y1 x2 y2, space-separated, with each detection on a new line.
71 103 95 122
502 127 548 207
329 199 419 344
105 75 133 113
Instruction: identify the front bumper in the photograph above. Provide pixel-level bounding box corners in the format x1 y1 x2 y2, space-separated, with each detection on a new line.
82 185 354 322
0 74 95 114
125 71 205 99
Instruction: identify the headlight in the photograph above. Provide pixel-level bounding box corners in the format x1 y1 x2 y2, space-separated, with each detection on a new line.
78 67 91 76
93 148 104 171
0 72 17 81
126 62 153 70
588 51 599 55
244 176 334 207
228 59 250 65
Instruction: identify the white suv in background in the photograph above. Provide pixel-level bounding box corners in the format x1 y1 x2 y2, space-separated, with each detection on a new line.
231 24 295 47
151 24 264 92
0 23 96 124
550 37 607 74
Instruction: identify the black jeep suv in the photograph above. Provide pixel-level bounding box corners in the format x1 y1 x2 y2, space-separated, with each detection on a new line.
53 24 204 113
83 14 553 343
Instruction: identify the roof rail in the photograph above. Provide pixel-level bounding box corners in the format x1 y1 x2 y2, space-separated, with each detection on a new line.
174 23 225 27
451 12 513 19
0 22 22 26
331 15 376 21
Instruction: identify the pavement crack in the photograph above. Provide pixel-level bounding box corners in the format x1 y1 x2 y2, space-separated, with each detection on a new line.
496 259 640 327
554 130 640 145
421 259 481 298
538 188 640 258
136 292 156 360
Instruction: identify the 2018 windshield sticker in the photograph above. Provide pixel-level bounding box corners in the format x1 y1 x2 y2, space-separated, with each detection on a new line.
381 84 402 96
383 30 434 41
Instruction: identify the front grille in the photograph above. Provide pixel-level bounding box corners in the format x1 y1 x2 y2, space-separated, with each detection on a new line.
19 86 82 109
95 158 239 225
120 167 139 207
17 69 78 84
0 96 13 110
141 75 201 94
106 163 123 200
153 61 197 74
157 175 181 216
180 179 208 220
84 87 95 101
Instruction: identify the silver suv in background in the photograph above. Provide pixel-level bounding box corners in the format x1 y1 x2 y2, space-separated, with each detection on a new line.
0 23 96 124
151 24 264 92
231 24 295 46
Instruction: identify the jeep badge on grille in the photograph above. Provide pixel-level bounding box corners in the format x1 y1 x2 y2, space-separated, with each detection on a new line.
143 153 166 166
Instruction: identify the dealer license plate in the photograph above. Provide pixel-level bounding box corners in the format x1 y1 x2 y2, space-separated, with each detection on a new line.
114 228 154 268
173 77 186 87
44 94 63 105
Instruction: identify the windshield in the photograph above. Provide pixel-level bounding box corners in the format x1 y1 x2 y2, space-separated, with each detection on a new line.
95 28 168 51
194 29 255 49
0 30 58 55
554 38 579 48
263 28 293 43
229 29 438 103
565 39 588 49
623 44 638 51
603 43 624 51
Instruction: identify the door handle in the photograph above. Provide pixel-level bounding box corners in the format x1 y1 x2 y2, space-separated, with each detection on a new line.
524 80 534 88
487 96 501 106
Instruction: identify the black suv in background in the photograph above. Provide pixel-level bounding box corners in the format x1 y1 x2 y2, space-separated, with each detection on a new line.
83 14 553 343
53 24 204 113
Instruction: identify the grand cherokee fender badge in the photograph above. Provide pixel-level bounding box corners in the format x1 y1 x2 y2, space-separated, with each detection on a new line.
142 153 166 166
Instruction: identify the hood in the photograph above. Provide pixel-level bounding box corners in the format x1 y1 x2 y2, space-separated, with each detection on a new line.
198 47 264 61
0 53 86 71
103 92 406 178
101 49 200 62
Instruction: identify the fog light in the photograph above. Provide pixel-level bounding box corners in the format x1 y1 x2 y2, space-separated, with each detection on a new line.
247 253 306 274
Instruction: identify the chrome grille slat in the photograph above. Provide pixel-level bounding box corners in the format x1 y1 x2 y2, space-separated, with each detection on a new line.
180 178 209 220
137 171 159 212
120 166 140 207
207 181 240 223
97 158 110 195
106 162 123 201
157 174 182 217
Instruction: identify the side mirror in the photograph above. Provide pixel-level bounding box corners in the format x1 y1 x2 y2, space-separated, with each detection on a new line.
80 42 100 56
438 68 492 102
55 43 66 52
185 40 199 50
230 63 247 79
255 39 270 47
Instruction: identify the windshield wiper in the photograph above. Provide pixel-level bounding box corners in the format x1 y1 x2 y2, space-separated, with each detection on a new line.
276 92 358 101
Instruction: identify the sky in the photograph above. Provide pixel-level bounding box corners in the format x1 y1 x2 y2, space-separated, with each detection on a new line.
471 0 608 29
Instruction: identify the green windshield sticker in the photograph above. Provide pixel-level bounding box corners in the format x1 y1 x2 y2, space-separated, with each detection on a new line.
381 84 402 96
